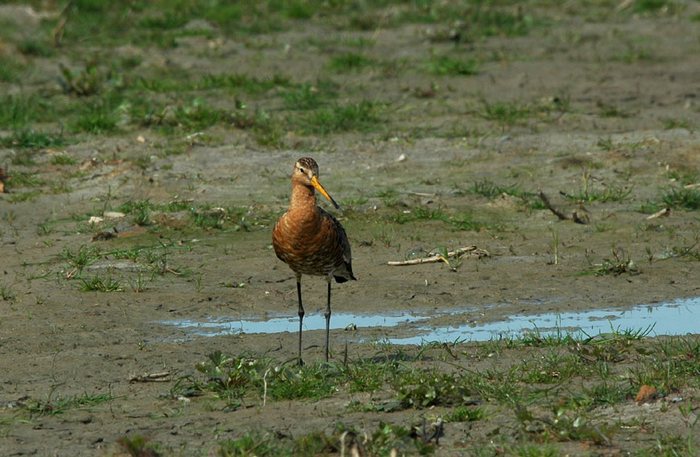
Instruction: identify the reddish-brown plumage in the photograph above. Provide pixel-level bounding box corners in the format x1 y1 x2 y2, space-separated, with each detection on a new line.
272 157 354 283
272 157 355 364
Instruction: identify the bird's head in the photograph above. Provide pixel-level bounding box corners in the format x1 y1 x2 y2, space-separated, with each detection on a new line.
293 157 339 209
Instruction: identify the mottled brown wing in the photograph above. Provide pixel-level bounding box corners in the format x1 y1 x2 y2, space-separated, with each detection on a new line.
320 208 356 282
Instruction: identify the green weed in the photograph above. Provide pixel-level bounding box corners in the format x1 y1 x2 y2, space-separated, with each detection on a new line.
17 38 54 57
191 206 226 229
59 63 107 97
0 95 45 128
0 284 16 301
446 405 484 422
564 171 632 203
428 55 478 76
393 207 484 232
632 0 678 14
26 392 113 416
597 101 630 118
395 369 465 408
218 432 292 457
585 246 639 276
117 435 163 457
328 52 375 72
119 199 153 226
302 101 380 134
471 179 540 208
50 153 77 166
283 81 336 110
60 245 101 274
6 171 43 187
72 97 120 134
0 130 66 149
80 275 123 292
0 57 25 83
662 187 700 210
480 101 531 127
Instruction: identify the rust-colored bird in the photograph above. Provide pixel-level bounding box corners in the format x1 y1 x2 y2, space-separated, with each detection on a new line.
272 157 356 364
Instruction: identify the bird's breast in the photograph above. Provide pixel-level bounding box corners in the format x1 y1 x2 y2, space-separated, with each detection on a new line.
272 209 347 276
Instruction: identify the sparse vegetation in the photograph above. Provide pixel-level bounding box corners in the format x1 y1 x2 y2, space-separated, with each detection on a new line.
1 1 699 455
662 187 700 210
26 392 113 417
427 55 478 76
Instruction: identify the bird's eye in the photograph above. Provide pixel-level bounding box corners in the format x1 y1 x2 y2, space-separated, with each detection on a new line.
299 167 305 174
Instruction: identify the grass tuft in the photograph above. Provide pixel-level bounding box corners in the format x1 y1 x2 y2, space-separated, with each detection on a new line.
302 101 380 134
428 55 478 76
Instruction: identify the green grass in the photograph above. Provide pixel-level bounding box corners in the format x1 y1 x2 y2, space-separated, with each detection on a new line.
632 0 678 14
71 97 121 134
471 179 544 209
80 275 123 292
392 206 485 231
328 52 375 72
26 392 113 416
301 101 380 134
49 153 77 166
135 72 292 94
0 284 16 301
662 187 700 210
59 245 102 274
0 57 26 83
0 94 54 129
119 199 153 226
597 101 631 118
565 183 632 203
117 435 163 457
428 55 478 76
168 330 700 454
584 247 639 276
283 81 337 111
662 117 693 131
0 130 67 149
446 405 485 423
397 3 535 39
17 38 55 57
480 101 532 127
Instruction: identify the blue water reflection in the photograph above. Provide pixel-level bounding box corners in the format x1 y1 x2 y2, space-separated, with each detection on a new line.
159 297 699 344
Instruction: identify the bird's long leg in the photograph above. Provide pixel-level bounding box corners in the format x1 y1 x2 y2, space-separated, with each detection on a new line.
324 277 332 362
296 274 304 366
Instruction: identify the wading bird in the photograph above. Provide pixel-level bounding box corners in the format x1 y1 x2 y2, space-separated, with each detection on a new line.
272 157 355 365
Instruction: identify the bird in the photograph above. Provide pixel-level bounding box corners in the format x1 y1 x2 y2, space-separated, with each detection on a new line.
272 157 356 365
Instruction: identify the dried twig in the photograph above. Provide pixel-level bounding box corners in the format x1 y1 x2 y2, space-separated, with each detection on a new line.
538 191 589 224
387 246 488 266
52 0 74 47
646 207 670 220
262 367 271 407
129 371 172 383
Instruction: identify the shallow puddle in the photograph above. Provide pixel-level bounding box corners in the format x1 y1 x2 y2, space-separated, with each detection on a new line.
160 297 699 344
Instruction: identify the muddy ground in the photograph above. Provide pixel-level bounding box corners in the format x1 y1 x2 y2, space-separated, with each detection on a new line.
1 1 700 456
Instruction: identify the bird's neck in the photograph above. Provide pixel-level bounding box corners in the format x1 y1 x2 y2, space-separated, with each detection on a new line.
289 184 317 213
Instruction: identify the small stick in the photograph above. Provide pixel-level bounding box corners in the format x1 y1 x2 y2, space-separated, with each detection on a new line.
128 371 171 383
646 207 670 220
52 0 74 47
539 191 589 224
388 246 488 266
538 191 569 221
262 368 271 407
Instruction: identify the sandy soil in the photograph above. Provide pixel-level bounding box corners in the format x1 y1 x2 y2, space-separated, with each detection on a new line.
1 2 700 456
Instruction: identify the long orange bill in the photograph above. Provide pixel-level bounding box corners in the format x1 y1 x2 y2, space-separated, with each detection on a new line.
310 176 340 209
